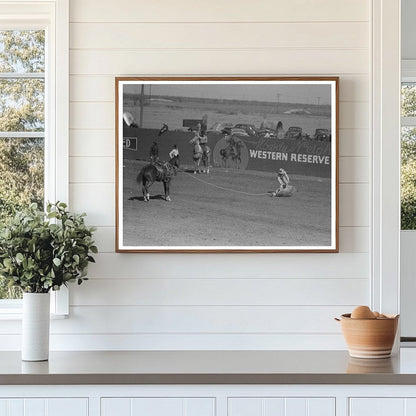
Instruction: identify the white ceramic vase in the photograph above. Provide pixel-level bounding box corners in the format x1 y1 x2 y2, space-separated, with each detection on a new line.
22 292 50 361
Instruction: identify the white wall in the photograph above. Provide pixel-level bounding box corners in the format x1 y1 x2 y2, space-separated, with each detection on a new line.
52 0 371 350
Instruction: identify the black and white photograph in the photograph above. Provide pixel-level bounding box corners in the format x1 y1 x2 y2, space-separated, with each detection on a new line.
116 77 338 252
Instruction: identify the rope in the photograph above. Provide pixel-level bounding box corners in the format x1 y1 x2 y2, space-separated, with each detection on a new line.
178 169 271 197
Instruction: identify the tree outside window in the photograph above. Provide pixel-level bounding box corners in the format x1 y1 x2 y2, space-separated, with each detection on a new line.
0 30 45 299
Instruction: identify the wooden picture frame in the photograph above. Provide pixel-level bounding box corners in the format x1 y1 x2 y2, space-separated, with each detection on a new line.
115 77 339 253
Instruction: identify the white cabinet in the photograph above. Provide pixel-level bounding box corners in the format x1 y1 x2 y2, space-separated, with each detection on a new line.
0 398 88 416
228 398 335 416
5 385 416 416
349 398 416 416
101 397 215 416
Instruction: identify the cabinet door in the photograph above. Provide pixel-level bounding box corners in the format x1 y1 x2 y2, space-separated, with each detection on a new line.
0 398 88 416
101 398 215 416
350 398 404 416
228 397 335 416
350 398 416 416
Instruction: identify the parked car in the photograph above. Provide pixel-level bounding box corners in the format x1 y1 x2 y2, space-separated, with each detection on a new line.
208 122 233 134
313 128 331 141
284 126 304 140
233 123 257 136
229 128 250 137
258 128 277 138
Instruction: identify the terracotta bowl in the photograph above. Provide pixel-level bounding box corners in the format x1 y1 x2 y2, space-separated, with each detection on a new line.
338 313 399 359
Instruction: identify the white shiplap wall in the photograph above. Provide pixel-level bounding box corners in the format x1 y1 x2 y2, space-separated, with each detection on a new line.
54 0 371 350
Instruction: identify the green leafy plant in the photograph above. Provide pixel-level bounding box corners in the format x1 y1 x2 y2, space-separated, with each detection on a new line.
402 159 416 230
0 202 97 293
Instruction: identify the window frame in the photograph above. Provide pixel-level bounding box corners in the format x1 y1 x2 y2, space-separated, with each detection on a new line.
399 61 416 340
371 0 401 319
0 0 69 316
401 61 416 232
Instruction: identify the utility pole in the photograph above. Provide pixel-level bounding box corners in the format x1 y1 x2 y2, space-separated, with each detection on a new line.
276 93 281 114
139 84 144 128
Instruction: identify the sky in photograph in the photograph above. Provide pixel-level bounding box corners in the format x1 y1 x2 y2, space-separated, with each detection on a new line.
123 82 332 105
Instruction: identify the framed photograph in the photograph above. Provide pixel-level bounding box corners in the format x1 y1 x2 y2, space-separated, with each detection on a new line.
115 77 339 253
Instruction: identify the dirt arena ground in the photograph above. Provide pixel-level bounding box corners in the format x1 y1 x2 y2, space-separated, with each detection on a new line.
121 159 332 248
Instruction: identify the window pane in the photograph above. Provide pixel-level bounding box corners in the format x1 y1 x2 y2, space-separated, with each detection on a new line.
0 78 44 131
402 127 416 163
402 83 416 117
401 127 416 230
0 137 43 299
0 29 45 301
0 137 44 213
0 30 45 73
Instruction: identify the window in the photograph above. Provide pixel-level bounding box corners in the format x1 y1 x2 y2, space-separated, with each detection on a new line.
0 0 69 314
0 29 45 300
401 79 416 229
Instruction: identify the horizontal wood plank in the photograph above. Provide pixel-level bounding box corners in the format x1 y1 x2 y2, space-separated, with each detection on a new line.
339 157 369 183
70 102 114 129
339 183 369 227
339 227 369 253
70 129 115 157
339 102 369 130
0 305 355 335
70 157 115 183
70 49 368 76
338 129 369 157
0 333 347 350
69 183 114 226
70 0 369 23
70 76 115 102
90 227 115 253
70 22 369 50
54 306 351 334
70 277 368 306
86 252 369 279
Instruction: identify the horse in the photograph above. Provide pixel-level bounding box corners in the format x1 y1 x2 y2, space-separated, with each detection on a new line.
189 136 210 174
220 144 236 170
136 155 180 202
220 135 242 169
231 140 243 169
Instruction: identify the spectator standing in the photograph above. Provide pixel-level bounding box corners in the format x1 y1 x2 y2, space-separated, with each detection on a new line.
169 144 179 160
149 141 159 162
